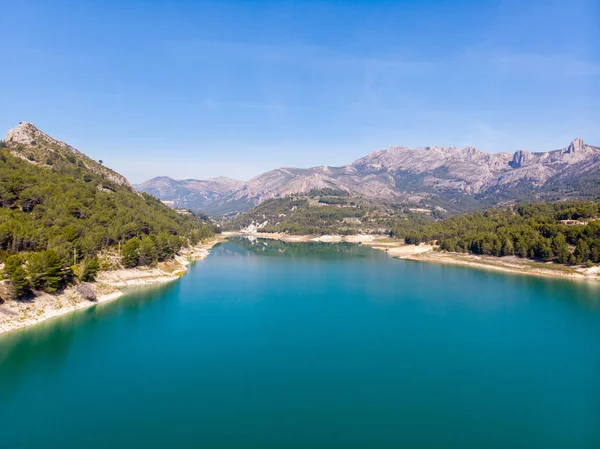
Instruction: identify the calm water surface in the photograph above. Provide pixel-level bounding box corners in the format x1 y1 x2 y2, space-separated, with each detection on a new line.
1 239 600 448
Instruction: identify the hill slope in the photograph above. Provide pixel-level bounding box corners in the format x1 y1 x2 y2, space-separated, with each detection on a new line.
0 122 213 299
5 122 132 189
223 189 430 235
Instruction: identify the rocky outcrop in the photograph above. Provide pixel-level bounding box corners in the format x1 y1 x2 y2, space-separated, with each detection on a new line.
5 122 132 189
6 121 71 148
510 150 537 168
565 137 585 154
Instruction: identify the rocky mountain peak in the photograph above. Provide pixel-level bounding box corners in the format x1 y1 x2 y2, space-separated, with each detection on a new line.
6 121 71 150
565 137 585 154
4 122 132 189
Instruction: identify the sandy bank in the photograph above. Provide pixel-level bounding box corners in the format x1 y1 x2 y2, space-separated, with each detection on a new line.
402 251 600 282
369 243 434 257
0 239 221 335
363 239 600 281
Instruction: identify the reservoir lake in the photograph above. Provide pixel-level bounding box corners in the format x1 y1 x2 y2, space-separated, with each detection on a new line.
1 239 599 448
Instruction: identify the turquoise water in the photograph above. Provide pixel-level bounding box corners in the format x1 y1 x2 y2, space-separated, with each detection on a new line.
1 239 600 448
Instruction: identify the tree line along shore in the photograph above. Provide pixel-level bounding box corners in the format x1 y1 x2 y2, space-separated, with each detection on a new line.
227 199 600 276
390 201 600 267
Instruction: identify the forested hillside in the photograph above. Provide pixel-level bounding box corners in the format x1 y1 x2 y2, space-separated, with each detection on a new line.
227 185 600 268
391 201 600 266
0 129 213 300
223 189 424 235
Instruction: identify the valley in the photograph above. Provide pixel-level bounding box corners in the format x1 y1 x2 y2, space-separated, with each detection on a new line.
2 122 600 334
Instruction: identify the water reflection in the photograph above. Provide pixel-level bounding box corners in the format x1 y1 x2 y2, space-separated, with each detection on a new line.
225 237 377 259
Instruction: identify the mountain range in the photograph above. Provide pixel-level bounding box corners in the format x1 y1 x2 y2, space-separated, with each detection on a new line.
135 176 244 213
5 122 598 216
138 138 600 215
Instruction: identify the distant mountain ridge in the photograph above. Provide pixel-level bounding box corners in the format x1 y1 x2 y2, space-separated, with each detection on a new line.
134 176 244 213
139 138 600 215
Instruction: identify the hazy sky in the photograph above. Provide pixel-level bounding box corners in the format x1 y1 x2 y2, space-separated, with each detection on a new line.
1 0 599 183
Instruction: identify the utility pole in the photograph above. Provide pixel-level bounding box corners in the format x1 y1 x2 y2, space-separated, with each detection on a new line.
74 248 77 265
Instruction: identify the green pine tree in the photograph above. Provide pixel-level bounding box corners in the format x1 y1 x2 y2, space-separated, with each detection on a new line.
574 240 590 264
27 250 65 293
501 238 514 256
42 250 64 293
552 234 570 264
138 236 158 267
9 266 30 299
121 237 141 268
27 253 46 290
2 255 24 279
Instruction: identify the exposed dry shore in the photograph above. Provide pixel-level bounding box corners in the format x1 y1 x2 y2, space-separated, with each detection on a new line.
221 231 381 244
402 250 600 282
225 231 600 282
5 232 596 335
0 238 222 335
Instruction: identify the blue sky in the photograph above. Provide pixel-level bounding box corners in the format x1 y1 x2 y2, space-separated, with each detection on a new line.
1 0 599 183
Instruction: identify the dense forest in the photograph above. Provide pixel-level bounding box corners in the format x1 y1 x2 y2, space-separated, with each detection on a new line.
0 148 213 300
390 201 600 266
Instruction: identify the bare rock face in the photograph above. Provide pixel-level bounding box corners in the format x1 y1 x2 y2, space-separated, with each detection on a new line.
510 150 536 168
567 138 584 153
5 122 132 189
6 122 71 149
564 137 585 154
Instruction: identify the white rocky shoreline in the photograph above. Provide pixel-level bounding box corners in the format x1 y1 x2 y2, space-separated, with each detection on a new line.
0 239 221 335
